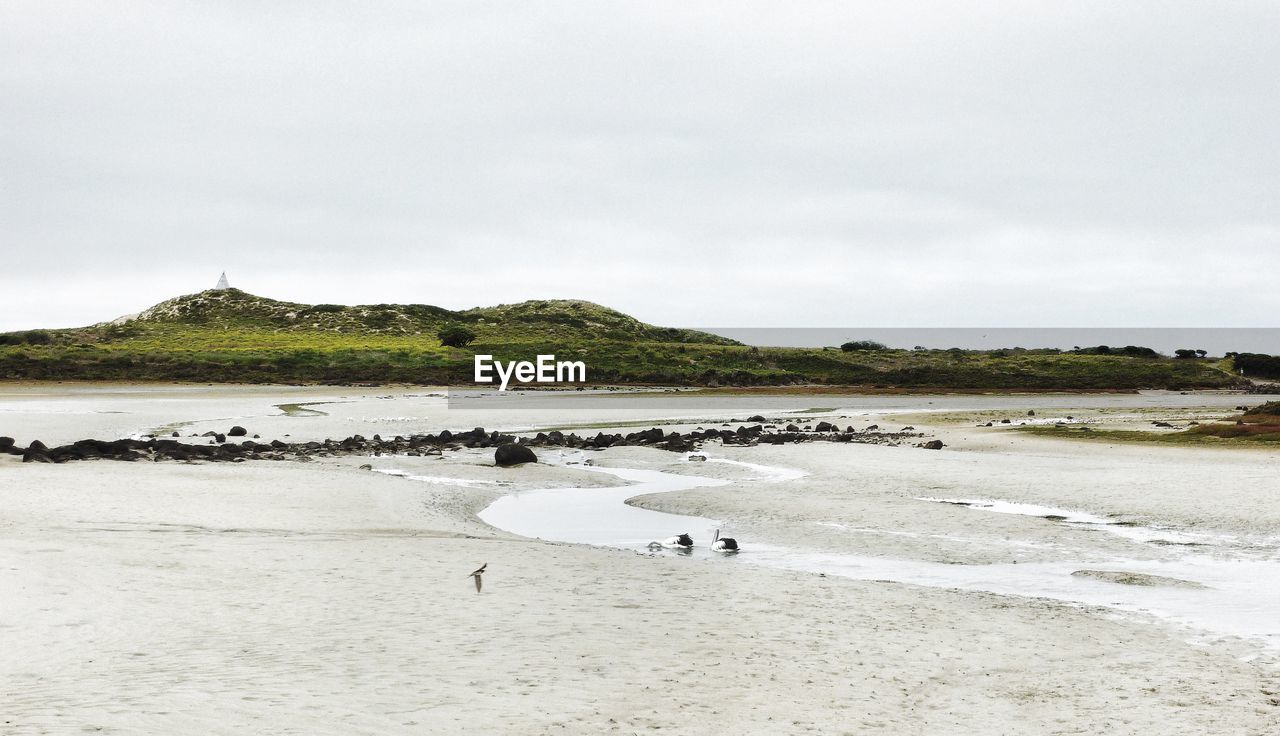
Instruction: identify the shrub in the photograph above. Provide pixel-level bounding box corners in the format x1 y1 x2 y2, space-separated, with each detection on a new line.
1071 345 1158 358
0 330 52 345
840 340 887 352
437 325 477 348
1233 353 1280 379
361 310 398 329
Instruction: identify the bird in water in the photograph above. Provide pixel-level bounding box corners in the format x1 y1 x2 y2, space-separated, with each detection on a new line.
711 529 739 552
647 533 694 550
468 563 487 593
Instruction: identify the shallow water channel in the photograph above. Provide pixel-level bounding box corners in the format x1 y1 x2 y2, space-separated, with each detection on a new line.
469 450 1280 657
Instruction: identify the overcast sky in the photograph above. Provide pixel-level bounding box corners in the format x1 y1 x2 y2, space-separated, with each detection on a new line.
2 1 1278 332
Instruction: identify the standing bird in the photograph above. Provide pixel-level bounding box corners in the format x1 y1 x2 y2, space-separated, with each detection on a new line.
469 563 487 593
711 529 739 552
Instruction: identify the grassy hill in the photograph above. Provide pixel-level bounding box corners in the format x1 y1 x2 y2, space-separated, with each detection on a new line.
0 289 1249 389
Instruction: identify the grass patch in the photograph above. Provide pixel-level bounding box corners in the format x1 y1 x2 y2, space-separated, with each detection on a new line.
1018 424 1280 447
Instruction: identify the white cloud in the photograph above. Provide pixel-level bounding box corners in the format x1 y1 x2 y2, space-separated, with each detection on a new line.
2 1 1278 332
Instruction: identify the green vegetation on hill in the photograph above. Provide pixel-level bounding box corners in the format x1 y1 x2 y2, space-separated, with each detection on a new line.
0 290 1250 389
1230 353 1280 380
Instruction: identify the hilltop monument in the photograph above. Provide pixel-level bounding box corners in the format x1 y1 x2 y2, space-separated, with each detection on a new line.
214 272 230 290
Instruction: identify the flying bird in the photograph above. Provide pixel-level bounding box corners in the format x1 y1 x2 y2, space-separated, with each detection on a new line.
469 563 487 593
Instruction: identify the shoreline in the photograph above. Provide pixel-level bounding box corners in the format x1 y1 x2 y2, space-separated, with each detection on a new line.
4 385 1280 733
0 378 1267 396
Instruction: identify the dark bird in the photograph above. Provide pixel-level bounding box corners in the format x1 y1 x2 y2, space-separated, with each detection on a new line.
469 563 487 593
711 529 739 552
647 533 694 550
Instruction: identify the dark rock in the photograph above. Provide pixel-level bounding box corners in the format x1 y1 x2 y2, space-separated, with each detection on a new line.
663 435 692 452
922 440 945 450
495 443 537 466
747 415 766 423
814 421 837 432
0 436 13 449
228 426 247 437
632 428 664 444
785 424 800 432
214 433 226 443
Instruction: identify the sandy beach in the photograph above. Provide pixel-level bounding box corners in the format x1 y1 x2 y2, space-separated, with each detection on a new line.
2 384 1279 734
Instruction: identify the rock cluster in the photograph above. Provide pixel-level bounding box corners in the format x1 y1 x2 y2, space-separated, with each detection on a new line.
7 421 932 465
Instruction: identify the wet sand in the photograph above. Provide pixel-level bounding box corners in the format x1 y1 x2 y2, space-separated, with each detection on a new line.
2 384 1279 734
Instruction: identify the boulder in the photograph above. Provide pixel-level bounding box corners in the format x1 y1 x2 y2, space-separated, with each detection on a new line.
214 433 227 443
814 421 837 432
747 415 766 423
228 426 248 437
922 440 945 450
664 436 692 452
494 443 537 466
0 436 13 449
